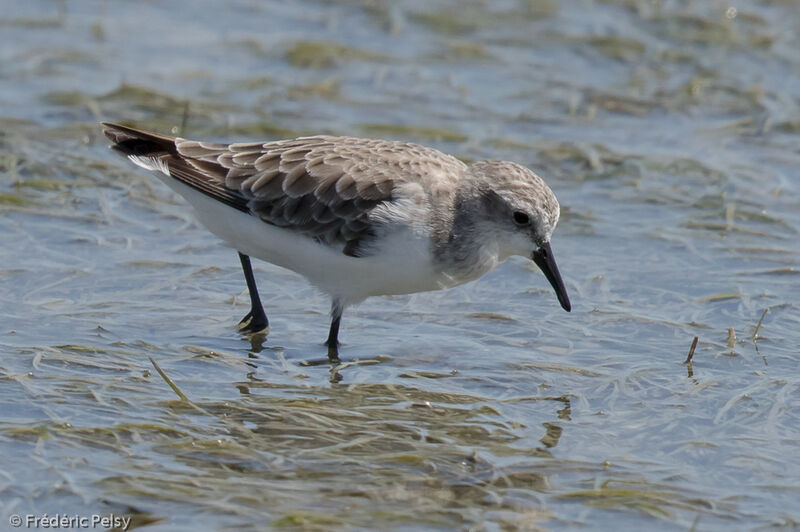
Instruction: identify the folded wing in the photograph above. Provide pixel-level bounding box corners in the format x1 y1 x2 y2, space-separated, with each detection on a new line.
102 123 397 247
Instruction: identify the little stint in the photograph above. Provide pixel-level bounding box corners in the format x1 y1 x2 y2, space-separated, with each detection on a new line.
102 123 571 359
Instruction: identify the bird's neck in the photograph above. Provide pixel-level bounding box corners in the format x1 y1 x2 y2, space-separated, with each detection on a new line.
432 185 501 281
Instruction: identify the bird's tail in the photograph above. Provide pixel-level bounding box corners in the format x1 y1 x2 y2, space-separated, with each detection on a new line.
100 122 250 213
101 122 177 157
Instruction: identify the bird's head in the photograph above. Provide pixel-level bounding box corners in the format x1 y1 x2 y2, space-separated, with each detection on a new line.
468 161 571 312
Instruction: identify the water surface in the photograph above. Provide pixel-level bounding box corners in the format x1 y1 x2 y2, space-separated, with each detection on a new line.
1 0 800 530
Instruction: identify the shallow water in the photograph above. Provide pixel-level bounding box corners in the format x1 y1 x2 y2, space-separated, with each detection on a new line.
1 0 800 530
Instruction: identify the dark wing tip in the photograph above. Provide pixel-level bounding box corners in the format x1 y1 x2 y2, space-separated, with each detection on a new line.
101 122 177 157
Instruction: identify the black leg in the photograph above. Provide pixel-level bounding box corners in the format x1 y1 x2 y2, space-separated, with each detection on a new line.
326 300 343 360
237 252 268 333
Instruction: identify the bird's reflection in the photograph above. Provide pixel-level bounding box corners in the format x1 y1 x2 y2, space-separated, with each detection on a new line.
243 331 268 356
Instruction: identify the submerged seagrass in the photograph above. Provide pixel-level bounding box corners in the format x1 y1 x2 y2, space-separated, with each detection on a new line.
102 123 571 358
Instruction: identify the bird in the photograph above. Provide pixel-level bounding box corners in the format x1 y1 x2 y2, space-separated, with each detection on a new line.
102 122 571 359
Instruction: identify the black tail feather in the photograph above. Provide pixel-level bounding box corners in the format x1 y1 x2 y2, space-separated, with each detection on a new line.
101 122 177 157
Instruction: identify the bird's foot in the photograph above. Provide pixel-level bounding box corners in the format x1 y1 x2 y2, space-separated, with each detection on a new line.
327 346 341 363
326 340 341 363
237 310 269 334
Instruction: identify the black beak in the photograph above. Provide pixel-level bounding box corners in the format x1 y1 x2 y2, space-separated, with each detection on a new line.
531 242 571 312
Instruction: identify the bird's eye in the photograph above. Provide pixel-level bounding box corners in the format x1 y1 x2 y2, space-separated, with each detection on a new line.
513 211 530 226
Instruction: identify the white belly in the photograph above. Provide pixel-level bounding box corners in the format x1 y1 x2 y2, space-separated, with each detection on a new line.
156 174 456 305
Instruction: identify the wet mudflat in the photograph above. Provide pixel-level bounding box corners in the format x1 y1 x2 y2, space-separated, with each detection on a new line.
1 0 800 530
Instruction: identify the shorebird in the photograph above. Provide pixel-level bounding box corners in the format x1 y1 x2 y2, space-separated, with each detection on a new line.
102 123 571 359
